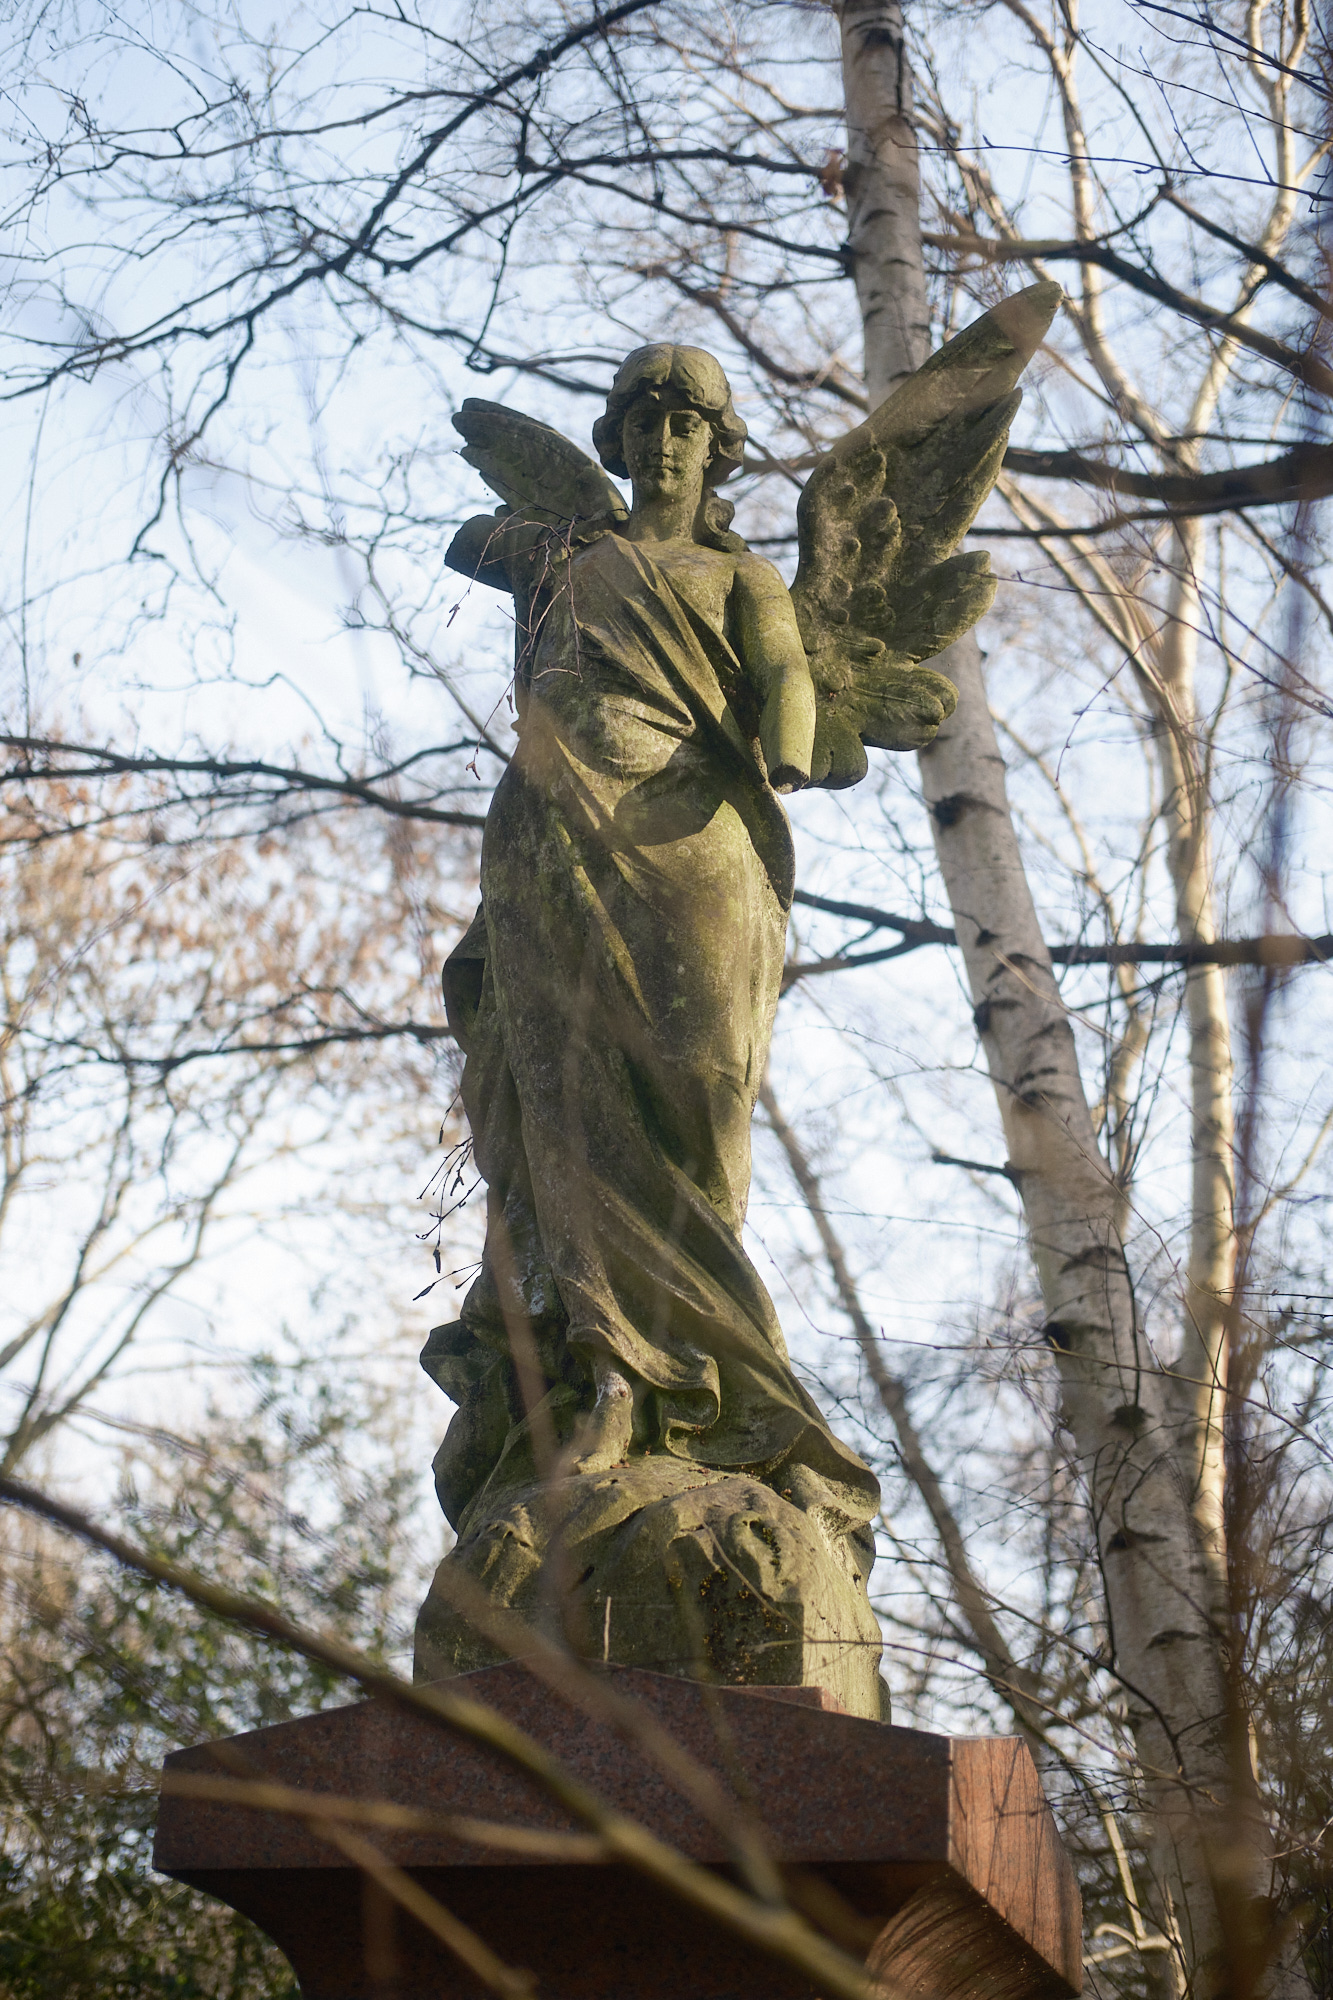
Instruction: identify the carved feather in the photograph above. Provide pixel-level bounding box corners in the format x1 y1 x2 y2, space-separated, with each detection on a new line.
451 398 628 525
794 281 1062 788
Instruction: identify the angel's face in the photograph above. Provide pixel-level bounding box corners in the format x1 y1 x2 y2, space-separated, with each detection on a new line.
621 395 714 507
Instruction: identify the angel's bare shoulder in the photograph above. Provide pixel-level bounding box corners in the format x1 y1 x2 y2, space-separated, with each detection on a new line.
728 550 804 654
730 549 793 602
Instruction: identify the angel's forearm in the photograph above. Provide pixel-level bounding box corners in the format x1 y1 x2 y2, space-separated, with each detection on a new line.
731 556 815 789
759 663 815 792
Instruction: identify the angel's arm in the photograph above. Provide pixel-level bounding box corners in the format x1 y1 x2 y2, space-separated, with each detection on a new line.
730 554 816 793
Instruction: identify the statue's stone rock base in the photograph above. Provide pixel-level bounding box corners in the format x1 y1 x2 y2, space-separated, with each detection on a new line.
414 1455 887 1720
154 1662 1083 2000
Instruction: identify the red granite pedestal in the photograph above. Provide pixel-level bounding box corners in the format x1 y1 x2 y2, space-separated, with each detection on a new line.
154 1663 1082 2000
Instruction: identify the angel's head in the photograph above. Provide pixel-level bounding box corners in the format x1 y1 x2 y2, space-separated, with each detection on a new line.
593 344 747 546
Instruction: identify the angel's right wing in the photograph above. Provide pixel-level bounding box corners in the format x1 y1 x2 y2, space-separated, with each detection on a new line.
445 398 628 594
792 281 1062 787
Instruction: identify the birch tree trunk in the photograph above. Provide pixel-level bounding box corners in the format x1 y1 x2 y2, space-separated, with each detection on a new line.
1149 525 1235 1604
833 4 1266 1989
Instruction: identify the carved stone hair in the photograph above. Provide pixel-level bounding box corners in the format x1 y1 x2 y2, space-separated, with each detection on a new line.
592 344 749 548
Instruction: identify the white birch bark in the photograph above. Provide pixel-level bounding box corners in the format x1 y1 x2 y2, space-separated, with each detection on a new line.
832 4 1263 1987
1149 524 1235 1598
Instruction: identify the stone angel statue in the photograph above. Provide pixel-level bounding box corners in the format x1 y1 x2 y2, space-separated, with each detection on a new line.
416 285 1059 1712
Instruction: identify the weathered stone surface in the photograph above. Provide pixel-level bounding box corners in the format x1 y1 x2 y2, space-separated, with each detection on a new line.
421 307 1057 1712
414 1454 888 1720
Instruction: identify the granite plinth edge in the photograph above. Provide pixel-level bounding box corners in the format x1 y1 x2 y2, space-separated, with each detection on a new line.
155 1661 1082 2000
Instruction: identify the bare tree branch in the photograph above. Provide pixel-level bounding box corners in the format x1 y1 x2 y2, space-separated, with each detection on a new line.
787 890 1333 972
758 1079 1049 1743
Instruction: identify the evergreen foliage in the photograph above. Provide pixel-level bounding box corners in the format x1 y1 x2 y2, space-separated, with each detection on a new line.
0 1367 422 1997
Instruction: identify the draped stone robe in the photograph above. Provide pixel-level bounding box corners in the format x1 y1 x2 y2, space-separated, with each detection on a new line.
425 531 879 1541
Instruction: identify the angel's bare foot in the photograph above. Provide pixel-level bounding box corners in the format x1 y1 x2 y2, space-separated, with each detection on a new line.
571 1359 635 1474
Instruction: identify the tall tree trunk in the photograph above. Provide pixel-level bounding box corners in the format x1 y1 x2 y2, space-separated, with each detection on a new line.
833 4 1261 1990
1151 526 1235 1604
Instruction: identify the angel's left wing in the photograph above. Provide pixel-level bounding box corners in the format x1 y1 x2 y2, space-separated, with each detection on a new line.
792 282 1062 788
445 399 627 594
